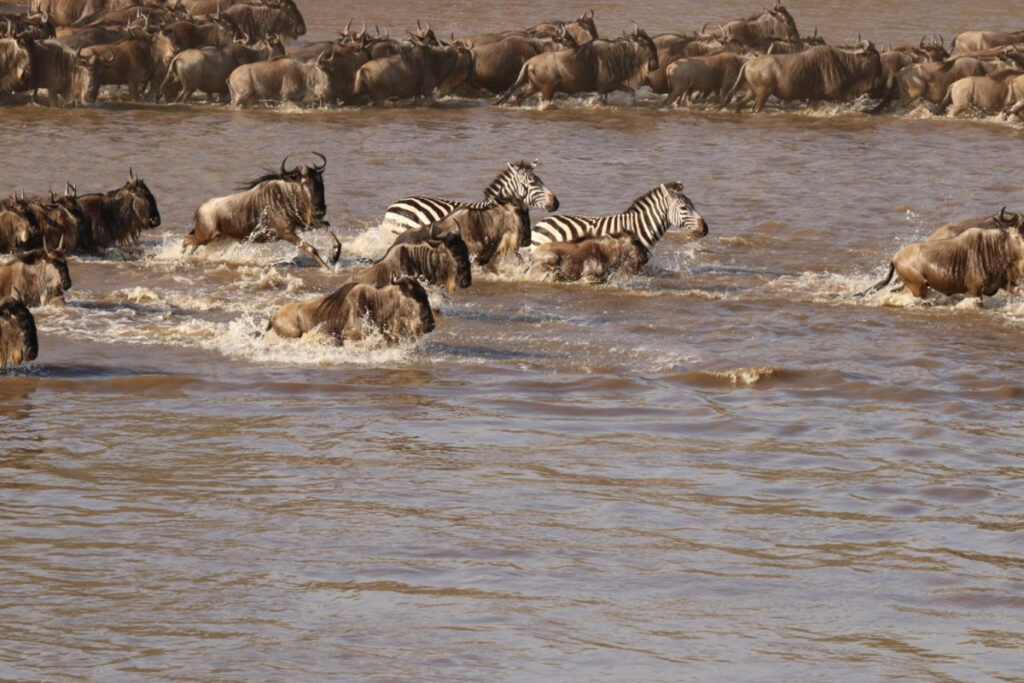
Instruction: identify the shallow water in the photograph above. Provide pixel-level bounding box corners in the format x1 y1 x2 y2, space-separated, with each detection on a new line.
3 1 1024 681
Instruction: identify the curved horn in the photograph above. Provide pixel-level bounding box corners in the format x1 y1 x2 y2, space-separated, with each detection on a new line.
1000 206 1010 222
57 233 64 251
701 22 709 35
312 151 326 170
280 155 293 175
344 17 352 34
128 167 136 181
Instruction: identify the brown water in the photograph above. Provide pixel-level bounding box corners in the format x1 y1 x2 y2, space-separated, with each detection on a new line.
3 2 1024 680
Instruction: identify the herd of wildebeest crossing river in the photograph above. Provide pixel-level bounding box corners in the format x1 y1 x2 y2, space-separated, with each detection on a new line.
3 0 1024 369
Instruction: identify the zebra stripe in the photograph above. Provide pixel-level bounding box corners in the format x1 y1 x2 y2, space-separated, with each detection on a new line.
382 161 556 231
530 183 704 251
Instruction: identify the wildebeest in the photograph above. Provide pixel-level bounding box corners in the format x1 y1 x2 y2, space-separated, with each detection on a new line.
222 0 305 43
343 238 472 292
428 200 529 266
14 190 86 252
0 37 31 91
33 0 139 27
942 69 1023 117
0 196 42 252
644 35 723 95
0 241 72 306
158 15 243 52
0 9 55 41
159 36 280 102
722 41 884 112
55 24 131 50
926 207 1022 241
896 56 1000 105
286 38 368 102
497 24 658 106
228 52 334 106
952 30 1024 55
19 37 98 106
268 276 435 344
530 232 648 283
467 31 576 95
526 9 598 45
0 295 38 370
80 31 175 101
664 52 747 106
702 1 800 47
76 169 161 252
183 154 340 269
862 217 1024 305
352 43 473 105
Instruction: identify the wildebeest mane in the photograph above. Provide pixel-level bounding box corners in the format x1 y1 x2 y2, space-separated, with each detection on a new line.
314 281 360 322
238 170 289 191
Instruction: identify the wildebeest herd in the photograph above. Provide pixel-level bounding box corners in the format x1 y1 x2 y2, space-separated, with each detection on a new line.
5 0 1024 117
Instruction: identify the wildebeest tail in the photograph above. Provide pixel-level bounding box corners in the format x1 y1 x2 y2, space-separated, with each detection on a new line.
720 62 749 110
939 83 954 112
857 262 896 297
496 62 530 105
156 53 182 104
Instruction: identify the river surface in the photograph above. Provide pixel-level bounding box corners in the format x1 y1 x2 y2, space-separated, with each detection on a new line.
2 1 1024 681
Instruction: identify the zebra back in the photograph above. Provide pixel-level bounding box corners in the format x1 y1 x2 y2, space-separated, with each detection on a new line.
383 196 490 232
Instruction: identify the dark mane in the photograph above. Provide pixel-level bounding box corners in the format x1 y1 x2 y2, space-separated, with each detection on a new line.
6 248 47 265
237 169 286 191
314 281 360 321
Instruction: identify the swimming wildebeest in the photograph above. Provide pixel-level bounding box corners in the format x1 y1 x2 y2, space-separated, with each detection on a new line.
530 232 648 282
268 276 435 344
182 153 341 269
75 169 161 252
0 295 38 370
227 52 335 106
0 239 72 306
861 215 1024 305
358 228 472 292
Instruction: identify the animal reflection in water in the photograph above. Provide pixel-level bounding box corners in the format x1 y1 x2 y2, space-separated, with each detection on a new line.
181 153 341 269
268 277 435 344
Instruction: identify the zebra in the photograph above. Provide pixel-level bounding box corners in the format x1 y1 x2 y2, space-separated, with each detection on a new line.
381 160 559 232
529 182 708 252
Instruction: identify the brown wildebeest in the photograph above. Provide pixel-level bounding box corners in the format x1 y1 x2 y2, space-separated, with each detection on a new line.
530 232 648 283
0 197 42 252
183 154 340 269
644 35 722 94
34 0 134 28
287 39 368 103
343 240 471 293
352 43 473 105
468 30 576 95
19 37 98 106
159 14 243 52
159 36 281 103
0 37 31 91
862 218 1024 305
722 41 884 112
664 52 747 106
228 52 335 106
701 1 799 47
942 69 1023 116
896 56 1000 105
76 170 160 252
0 296 38 370
81 31 175 101
431 200 530 266
15 190 86 252
0 241 72 306
222 0 305 43
55 25 131 51
926 208 1023 240
268 276 435 344
526 9 597 45
952 30 1024 55
497 24 658 106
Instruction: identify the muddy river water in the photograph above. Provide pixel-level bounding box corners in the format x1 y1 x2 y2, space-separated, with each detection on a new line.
2 1 1024 680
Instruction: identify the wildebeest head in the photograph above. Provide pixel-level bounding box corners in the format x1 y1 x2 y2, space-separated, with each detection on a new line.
15 237 71 304
769 2 800 41
663 181 708 237
279 153 327 219
71 51 100 105
428 223 472 288
574 9 598 42
0 195 41 249
123 168 161 229
0 295 38 369
392 275 435 334
268 0 306 37
631 24 659 73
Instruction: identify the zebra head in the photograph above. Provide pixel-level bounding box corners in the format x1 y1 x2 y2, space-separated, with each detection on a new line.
663 182 708 238
485 160 559 212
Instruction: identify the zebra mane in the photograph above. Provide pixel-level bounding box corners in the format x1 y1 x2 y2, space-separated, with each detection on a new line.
625 185 667 212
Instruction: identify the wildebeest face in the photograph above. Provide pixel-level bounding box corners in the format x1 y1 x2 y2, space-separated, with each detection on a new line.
45 246 72 293
441 234 472 288
0 297 38 367
126 177 161 228
633 27 659 72
281 154 327 219
274 0 306 37
395 277 435 334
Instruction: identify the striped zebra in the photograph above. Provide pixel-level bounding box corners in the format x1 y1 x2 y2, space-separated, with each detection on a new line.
529 182 708 251
382 160 559 232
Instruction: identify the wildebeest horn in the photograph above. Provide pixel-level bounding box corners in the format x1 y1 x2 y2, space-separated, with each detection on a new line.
129 167 136 181
344 18 352 34
1000 206 1010 222
42 234 48 252
280 155 295 175
312 152 327 170
57 233 64 251
701 22 709 35
920 35 927 48
215 2 221 19
417 19 422 30
65 181 76 197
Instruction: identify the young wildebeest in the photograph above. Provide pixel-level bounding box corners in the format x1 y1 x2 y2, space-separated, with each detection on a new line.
159 36 282 103
0 296 38 371
0 241 72 306
497 24 659 106
862 216 1024 306
429 200 530 266
228 52 334 106
76 170 161 252
268 276 435 344
352 231 472 292
664 52 747 106
530 232 648 283
942 69 1024 117
183 154 341 269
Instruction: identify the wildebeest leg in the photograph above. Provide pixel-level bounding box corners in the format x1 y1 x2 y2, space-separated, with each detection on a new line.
857 262 896 297
280 232 333 269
